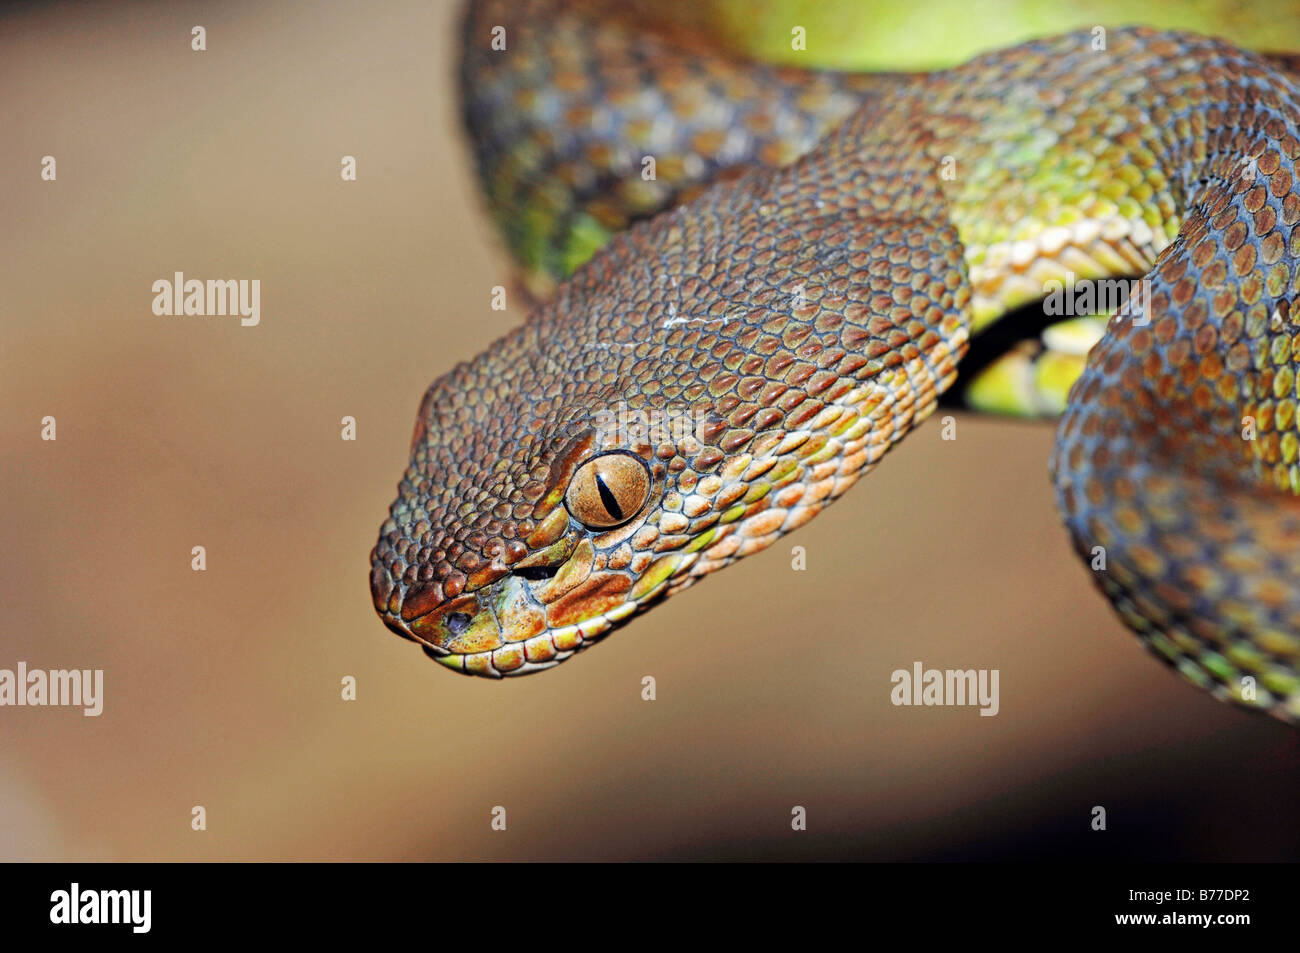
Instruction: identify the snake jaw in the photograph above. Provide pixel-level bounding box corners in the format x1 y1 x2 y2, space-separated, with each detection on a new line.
375 493 671 676
401 567 652 678
426 535 718 676
429 598 644 677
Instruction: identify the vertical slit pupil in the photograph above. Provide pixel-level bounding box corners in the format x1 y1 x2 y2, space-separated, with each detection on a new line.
594 472 624 521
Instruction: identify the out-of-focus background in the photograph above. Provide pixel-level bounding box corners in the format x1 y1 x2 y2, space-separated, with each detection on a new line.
2 0 1297 861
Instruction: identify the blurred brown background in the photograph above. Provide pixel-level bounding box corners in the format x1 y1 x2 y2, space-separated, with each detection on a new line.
1 0 1296 862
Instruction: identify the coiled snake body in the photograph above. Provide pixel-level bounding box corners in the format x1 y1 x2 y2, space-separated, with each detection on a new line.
371 1 1300 723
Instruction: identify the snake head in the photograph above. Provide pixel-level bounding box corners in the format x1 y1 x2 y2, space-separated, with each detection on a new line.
370 341 702 676
372 187 971 678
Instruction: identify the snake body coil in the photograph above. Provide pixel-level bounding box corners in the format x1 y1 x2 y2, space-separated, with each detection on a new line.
371 4 1300 723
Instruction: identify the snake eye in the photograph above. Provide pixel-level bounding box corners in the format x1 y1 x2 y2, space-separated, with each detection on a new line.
565 452 651 529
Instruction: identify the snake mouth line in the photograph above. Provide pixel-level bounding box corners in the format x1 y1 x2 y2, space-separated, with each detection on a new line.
380 597 646 677
379 538 700 676
423 599 643 677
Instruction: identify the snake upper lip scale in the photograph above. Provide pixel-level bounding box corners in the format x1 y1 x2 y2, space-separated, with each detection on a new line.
371 3 1300 724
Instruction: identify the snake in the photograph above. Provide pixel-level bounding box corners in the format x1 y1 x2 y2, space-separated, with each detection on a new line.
370 0 1300 724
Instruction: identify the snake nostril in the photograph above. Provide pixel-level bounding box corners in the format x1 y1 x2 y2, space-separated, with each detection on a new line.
446 612 473 635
